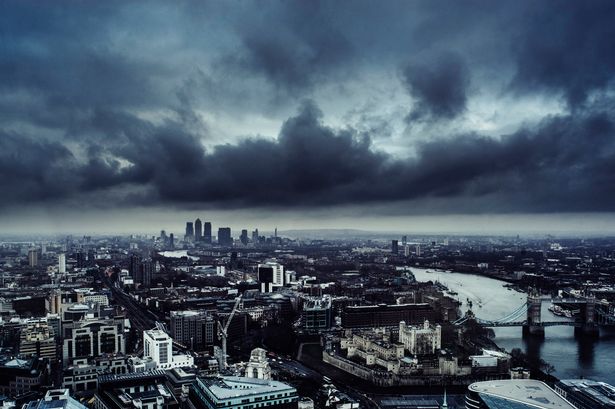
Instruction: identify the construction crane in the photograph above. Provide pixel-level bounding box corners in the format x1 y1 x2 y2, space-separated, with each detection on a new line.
217 295 242 369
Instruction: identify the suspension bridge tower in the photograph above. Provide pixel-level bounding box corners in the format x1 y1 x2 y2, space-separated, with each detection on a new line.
523 293 544 337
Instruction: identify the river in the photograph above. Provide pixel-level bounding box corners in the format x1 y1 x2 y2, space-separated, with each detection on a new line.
409 267 615 384
158 250 199 260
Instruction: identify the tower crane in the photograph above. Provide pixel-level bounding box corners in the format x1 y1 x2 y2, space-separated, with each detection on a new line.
217 295 242 369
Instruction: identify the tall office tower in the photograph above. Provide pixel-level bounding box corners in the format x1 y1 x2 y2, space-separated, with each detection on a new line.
218 227 233 246
160 230 167 243
169 233 175 248
258 262 284 292
185 222 194 239
240 229 249 245
404 245 410 257
252 229 259 243
128 254 141 279
28 248 39 267
58 253 66 274
141 259 154 287
76 252 86 268
257 265 274 293
204 222 212 244
391 240 399 255
416 243 422 257
402 235 407 246
194 218 202 241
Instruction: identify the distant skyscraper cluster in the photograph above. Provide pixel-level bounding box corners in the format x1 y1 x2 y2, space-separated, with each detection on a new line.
162 219 282 248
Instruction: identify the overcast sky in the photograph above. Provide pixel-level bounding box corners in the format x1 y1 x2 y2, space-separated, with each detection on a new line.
2 1 615 235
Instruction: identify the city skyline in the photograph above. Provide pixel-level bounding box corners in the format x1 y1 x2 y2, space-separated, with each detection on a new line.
2 1 615 235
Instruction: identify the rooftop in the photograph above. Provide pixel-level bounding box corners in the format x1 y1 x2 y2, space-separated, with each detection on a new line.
558 379 615 407
469 380 575 409
198 376 296 401
23 390 87 409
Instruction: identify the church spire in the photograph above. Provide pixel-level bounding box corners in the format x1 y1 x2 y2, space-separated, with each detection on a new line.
441 388 448 409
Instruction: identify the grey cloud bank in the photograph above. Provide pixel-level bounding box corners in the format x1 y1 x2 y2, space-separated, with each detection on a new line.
2 0 615 230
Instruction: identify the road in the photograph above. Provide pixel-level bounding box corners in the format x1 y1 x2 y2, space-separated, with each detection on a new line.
270 354 380 409
100 269 156 338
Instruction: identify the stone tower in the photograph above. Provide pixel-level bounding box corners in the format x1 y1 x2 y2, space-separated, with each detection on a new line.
245 348 272 380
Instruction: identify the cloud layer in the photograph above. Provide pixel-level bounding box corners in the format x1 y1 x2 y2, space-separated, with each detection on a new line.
1 0 615 216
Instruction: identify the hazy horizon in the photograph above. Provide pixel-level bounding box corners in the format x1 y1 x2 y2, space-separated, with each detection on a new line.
2 207 615 237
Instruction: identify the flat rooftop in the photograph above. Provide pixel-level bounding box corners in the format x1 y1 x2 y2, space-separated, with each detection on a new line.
199 376 295 401
469 380 575 409
558 379 615 407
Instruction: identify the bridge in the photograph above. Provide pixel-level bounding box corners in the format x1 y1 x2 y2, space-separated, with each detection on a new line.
453 294 615 337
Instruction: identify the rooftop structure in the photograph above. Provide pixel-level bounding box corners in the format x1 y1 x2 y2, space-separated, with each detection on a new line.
190 376 298 409
466 380 576 409
555 379 615 409
23 389 87 409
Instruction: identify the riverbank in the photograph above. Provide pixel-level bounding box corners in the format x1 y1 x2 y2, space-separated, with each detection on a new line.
411 267 615 384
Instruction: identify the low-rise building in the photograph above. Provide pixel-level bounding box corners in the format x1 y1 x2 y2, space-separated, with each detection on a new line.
554 379 615 409
188 376 298 409
466 380 575 409
94 371 178 409
23 389 87 409
0 357 48 398
19 322 56 360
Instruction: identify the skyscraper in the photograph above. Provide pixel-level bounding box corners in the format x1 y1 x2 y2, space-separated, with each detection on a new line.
58 253 66 274
169 233 175 248
240 229 249 245
141 259 154 287
391 240 399 255
28 248 38 267
185 222 194 239
218 227 232 246
129 254 141 279
204 222 212 244
194 218 202 241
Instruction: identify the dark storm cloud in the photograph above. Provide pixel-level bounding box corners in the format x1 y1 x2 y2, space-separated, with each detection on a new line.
402 53 471 122
3 100 615 214
219 2 354 95
1 1 615 215
510 1 615 107
0 133 76 202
